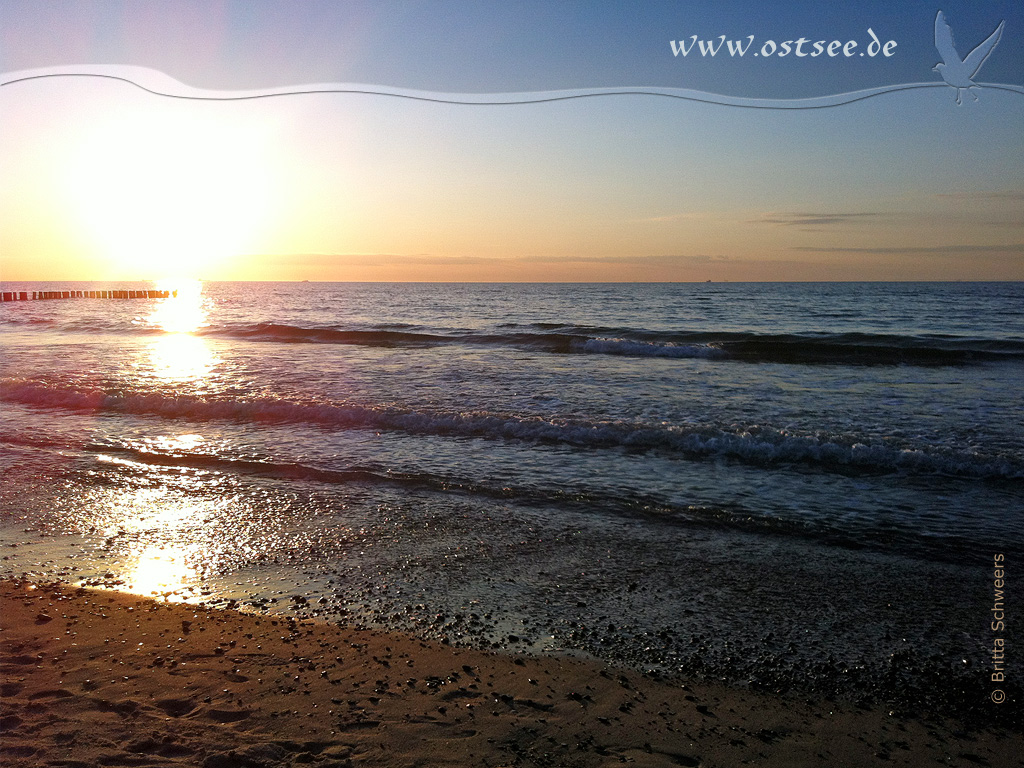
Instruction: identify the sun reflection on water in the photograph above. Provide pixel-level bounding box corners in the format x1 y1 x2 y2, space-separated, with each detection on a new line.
88 487 204 536
149 334 218 381
144 279 219 381
149 279 207 333
126 545 198 599
147 433 206 453
79 487 215 601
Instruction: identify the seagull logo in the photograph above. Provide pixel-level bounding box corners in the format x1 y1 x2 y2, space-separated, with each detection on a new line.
932 10 1005 104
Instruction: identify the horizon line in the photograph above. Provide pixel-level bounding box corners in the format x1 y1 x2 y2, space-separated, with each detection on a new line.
2 279 1021 285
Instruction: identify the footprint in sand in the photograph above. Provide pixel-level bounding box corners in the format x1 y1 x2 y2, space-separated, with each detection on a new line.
205 707 252 723
156 698 198 717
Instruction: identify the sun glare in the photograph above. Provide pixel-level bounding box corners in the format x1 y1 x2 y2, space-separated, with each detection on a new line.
145 280 218 381
148 279 207 333
149 334 218 382
62 106 277 278
126 545 197 599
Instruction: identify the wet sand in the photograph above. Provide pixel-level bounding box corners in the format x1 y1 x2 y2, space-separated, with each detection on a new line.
2 578 1020 768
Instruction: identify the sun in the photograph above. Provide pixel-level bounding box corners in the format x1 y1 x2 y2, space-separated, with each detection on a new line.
62 102 277 279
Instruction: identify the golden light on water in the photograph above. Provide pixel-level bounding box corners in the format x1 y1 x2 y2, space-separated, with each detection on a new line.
87 486 205 536
126 545 197 599
145 280 219 381
81 487 211 601
148 433 205 453
148 334 218 381
149 279 207 333
124 500 198 534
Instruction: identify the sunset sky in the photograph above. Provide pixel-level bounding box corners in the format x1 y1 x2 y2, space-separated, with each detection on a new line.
1 0 1022 282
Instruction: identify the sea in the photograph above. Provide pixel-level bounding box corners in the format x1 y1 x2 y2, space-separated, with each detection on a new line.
2 281 1022 718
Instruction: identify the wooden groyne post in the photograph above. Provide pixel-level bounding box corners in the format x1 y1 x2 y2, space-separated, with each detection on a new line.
0 289 177 302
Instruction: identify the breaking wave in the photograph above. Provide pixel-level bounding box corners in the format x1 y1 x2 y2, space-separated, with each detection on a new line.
2 378 1020 479
199 323 1024 365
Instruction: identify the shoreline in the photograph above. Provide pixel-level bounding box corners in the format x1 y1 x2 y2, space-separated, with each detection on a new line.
3 507 1019 731
2 577 1020 768
4 517 1013 727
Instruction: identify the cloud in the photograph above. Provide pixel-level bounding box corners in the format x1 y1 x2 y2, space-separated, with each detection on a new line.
252 253 495 267
754 212 882 227
516 253 737 265
632 212 720 224
258 252 738 267
935 191 1024 201
791 244 1024 255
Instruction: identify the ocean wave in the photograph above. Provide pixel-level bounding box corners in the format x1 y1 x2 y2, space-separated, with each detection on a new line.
710 332 1024 366
0 316 57 328
70 441 1008 563
9 311 1023 365
84 441 614 509
2 379 1020 479
580 338 728 359
198 323 453 346
197 323 1024 365
60 317 1024 366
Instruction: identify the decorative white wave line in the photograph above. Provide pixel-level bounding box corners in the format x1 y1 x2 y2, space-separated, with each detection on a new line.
3 65 1023 109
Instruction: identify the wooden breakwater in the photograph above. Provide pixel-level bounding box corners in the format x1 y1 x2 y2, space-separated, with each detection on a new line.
1 289 177 302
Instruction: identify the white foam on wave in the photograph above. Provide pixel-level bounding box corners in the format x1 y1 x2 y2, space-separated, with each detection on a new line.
580 338 728 359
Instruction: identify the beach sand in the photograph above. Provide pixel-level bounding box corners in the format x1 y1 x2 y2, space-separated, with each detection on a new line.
1 578 1019 768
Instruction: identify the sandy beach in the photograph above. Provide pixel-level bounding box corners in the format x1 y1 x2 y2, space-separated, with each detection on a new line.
1 578 1019 768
